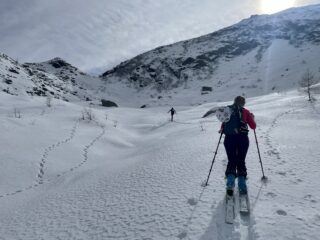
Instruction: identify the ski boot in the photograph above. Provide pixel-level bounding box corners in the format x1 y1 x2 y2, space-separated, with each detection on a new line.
238 175 247 195
226 174 235 196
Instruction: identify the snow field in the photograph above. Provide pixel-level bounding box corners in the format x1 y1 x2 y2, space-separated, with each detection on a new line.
0 91 319 239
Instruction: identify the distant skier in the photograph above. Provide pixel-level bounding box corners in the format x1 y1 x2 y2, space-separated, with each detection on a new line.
220 96 256 196
168 107 176 122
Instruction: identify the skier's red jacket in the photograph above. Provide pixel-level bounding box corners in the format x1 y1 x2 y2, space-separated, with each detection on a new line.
242 108 256 130
220 107 256 131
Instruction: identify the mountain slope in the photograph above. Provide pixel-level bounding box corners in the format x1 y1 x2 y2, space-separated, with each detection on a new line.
101 4 320 105
0 54 102 102
0 53 154 107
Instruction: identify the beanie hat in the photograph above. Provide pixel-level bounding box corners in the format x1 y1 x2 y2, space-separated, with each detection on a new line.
234 96 245 107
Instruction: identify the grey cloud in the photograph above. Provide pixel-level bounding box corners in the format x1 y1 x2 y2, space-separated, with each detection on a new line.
0 0 319 74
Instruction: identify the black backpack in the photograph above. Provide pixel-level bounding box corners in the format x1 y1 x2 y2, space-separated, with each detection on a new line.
223 105 248 135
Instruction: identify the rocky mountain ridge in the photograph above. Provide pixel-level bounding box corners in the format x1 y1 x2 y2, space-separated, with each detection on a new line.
100 4 320 104
0 54 102 102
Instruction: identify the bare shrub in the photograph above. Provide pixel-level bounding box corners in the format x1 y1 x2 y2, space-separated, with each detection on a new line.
299 69 319 102
81 108 95 121
199 121 205 131
14 108 21 118
46 96 52 107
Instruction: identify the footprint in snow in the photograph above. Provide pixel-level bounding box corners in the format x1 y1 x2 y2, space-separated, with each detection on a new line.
304 194 317 203
304 194 312 199
314 214 320 221
266 192 277 198
187 198 198 206
276 171 286 176
276 210 287 216
177 231 187 239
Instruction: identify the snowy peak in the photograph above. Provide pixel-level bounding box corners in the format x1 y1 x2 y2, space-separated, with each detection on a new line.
23 57 88 82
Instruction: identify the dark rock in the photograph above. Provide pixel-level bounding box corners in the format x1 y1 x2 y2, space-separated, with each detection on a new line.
32 87 46 96
8 68 19 74
26 68 34 76
182 57 195 65
101 99 118 107
49 58 70 68
202 86 212 92
193 60 208 69
4 79 12 84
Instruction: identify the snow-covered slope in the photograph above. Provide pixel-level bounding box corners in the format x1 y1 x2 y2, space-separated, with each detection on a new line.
0 53 165 108
23 57 104 102
0 53 101 102
0 54 37 97
0 90 319 239
101 4 320 106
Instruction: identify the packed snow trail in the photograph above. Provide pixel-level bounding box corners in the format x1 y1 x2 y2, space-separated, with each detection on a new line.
0 92 319 239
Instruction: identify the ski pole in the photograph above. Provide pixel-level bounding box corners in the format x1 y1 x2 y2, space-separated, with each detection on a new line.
254 129 267 181
203 132 223 187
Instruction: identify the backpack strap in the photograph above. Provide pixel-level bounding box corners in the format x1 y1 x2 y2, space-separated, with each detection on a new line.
238 106 249 134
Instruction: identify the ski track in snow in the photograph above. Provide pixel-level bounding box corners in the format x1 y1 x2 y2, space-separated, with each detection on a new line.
253 97 320 239
264 109 295 164
193 96 320 240
0 116 106 200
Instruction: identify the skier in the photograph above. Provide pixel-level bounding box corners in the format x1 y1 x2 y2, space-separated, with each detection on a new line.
220 96 256 196
168 107 176 122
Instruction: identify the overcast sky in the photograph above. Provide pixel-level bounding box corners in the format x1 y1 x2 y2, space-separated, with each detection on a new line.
0 0 319 74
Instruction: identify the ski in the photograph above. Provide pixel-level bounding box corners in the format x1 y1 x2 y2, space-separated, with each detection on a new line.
225 193 235 224
239 193 250 213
